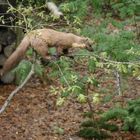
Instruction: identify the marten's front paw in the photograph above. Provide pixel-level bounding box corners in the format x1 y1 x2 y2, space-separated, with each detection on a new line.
51 54 60 60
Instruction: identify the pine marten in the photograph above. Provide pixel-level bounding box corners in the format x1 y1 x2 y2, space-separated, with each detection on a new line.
1 28 93 76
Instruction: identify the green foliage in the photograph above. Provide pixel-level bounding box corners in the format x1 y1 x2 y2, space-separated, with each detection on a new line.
48 57 75 84
78 98 140 139
15 0 139 20
78 119 113 139
90 0 103 13
101 98 140 133
94 30 139 62
101 123 118 132
111 0 140 18
78 127 99 139
34 63 44 78
6 0 50 31
78 127 109 139
48 54 101 104
60 0 89 20
16 0 45 6
83 111 93 118
101 108 128 121
14 60 44 85
92 0 139 18
14 60 32 85
81 23 140 77
81 119 96 127
122 98 140 133
88 57 97 72
81 119 118 132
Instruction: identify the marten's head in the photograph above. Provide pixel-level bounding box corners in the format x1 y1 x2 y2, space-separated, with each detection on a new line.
81 37 94 51
72 37 94 51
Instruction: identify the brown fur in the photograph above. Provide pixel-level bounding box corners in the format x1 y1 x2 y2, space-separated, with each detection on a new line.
1 29 93 76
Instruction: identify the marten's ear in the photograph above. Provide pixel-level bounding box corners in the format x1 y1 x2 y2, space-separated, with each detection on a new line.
85 37 90 41
86 38 94 45
83 37 89 42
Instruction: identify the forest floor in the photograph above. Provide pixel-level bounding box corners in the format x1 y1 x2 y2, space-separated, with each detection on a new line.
0 73 140 140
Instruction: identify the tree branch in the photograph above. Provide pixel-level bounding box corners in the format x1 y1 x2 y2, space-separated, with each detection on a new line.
0 64 34 114
67 53 140 65
114 70 122 96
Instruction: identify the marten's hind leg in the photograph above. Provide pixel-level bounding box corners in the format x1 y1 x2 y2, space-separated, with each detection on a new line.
34 45 52 65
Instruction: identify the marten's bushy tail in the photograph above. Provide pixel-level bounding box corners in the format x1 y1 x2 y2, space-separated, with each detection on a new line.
1 36 30 76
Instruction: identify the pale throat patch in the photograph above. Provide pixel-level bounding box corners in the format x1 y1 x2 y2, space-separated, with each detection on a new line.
72 43 86 48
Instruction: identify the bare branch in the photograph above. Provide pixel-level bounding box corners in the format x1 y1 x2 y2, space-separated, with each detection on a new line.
67 53 140 65
0 64 34 114
54 62 70 87
114 70 122 96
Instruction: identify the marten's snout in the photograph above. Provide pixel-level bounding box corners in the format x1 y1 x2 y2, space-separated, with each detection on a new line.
84 38 94 51
86 45 93 51
85 41 94 51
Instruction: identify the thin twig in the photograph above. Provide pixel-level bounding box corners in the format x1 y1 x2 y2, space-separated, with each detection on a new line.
114 70 122 96
67 53 140 65
7 0 28 30
54 62 70 87
0 24 26 30
86 83 94 112
0 64 34 114
50 58 70 87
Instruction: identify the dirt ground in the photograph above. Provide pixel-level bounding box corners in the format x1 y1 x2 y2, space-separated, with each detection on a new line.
0 77 140 140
